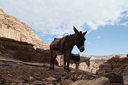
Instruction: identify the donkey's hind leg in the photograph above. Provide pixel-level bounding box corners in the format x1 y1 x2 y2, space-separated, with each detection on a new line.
50 49 53 70
52 54 57 70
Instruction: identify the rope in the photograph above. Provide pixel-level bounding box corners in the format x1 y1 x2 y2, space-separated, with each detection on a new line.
63 33 69 37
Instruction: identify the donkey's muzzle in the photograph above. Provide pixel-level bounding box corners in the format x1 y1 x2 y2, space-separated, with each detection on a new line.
79 46 85 52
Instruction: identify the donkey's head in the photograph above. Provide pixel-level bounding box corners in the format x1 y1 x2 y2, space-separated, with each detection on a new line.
73 26 87 52
85 57 91 67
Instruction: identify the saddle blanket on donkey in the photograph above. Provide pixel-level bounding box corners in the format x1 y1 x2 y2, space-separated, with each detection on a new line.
70 53 80 61
60 53 80 64
50 37 67 53
50 37 66 47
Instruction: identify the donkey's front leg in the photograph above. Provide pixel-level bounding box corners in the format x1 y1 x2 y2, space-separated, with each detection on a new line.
75 61 80 72
64 53 66 70
67 54 71 72
50 59 52 70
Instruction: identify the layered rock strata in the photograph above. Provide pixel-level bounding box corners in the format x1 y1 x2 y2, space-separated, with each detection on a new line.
0 37 58 64
0 8 49 49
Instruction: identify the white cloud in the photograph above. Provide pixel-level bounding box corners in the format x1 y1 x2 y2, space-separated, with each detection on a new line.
98 36 101 39
0 0 128 35
120 22 128 26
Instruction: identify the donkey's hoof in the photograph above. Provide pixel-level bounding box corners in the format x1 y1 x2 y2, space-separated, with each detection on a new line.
68 69 71 72
65 69 70 72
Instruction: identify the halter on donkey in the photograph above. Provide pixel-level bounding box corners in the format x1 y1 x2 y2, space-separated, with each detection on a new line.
50 26 87 71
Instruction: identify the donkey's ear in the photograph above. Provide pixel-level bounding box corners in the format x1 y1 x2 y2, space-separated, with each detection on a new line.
73 26 79 34
83 31 87 36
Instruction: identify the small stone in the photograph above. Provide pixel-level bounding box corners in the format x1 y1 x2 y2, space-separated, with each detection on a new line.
12 79 25 83
17 83 24 85
10 83 17 85
29 76 34 80
46 77 57 81
30 80 42 85
23 83 30 85
77 75 82 79
61 79 73 85
56 83 61 85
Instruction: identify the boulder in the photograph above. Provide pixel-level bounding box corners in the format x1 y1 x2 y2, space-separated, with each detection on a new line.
97 55 128 77
122 65 128 75
103 72 124 84
107 55 120 64
120 57 128 64
98 62 112 73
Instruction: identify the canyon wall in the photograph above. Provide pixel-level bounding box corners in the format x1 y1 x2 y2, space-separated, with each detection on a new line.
0 8 49 49
0 8 57 64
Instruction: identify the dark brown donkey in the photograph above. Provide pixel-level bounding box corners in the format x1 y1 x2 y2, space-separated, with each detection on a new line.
50 26 87 71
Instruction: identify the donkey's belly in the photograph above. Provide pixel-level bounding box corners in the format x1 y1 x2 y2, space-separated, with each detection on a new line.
52 48 63 55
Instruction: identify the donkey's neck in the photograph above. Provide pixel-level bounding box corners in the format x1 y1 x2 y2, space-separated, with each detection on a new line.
66 34 77 48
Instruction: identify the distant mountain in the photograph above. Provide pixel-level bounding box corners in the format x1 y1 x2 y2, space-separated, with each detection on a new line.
81 54 126 61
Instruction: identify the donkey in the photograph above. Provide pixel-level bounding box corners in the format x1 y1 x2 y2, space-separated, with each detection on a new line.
61 54 91 72
50 26 87 71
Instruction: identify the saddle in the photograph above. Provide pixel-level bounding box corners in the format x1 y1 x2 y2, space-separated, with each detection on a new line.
50 37 67 53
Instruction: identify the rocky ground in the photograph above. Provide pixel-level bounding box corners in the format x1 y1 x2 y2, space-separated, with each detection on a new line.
1 8 128 85
0 57 94 85
1 56 128 85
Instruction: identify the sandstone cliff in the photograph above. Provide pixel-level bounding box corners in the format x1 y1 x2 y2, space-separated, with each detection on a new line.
0 37 58 64
0 8 49 49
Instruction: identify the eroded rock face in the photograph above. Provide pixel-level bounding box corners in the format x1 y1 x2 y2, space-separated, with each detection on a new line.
0 8 55 64
98 55 128 76
96 55 128 84
0 37 58 65
0 8 49 50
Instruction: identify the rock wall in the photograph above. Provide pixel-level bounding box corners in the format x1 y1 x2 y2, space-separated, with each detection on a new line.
0 37 58 64
97 55 128 76
96 55 128 84
0 8 49 49
0 8 56 64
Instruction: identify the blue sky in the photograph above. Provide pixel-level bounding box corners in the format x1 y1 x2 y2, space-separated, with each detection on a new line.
0 0 128 56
